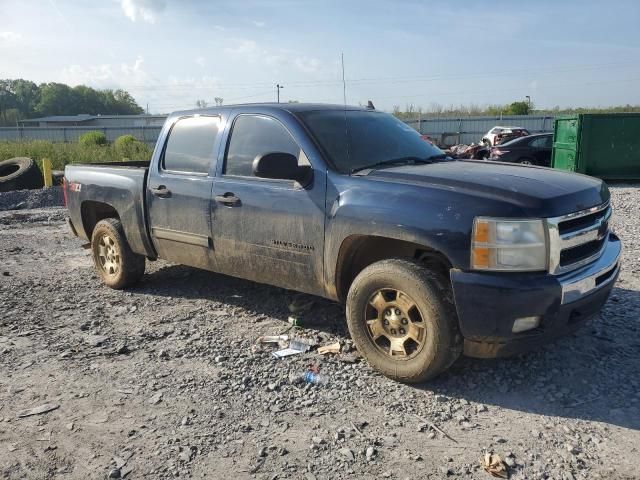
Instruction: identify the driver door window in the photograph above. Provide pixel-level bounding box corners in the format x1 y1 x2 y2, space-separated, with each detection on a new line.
224 115 303 177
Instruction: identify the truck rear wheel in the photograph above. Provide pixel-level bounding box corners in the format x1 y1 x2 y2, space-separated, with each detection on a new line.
91 218 145 289
346 259 461 383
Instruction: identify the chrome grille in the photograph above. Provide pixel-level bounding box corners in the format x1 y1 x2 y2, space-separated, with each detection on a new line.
547 202 611 274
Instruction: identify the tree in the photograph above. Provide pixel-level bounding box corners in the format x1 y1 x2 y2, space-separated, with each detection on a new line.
506 101 531 115
0 78 145 124
195 99 208 109
36 82 76 116
214 97 223 106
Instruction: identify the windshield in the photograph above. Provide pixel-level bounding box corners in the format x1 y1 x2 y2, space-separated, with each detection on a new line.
298 110 445 173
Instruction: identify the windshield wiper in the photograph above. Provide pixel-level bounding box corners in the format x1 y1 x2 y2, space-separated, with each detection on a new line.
350 156 434 174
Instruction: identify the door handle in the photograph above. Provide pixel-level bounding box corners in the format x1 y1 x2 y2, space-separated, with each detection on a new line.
215 193 240 206
150 185 171 198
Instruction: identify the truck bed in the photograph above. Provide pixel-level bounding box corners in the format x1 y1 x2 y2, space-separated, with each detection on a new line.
64 162 155 258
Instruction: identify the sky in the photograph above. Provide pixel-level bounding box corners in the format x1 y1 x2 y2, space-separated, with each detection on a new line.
0 0 639 114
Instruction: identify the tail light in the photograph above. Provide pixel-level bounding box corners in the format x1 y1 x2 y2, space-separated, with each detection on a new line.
62 177 68 207
493 149 509 156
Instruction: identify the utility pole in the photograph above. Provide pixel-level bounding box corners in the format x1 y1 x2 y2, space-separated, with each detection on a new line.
276 84 284 103
525 95 531 113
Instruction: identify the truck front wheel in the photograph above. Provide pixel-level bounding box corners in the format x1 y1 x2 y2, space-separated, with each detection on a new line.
91 218 145 289
346 259 462 383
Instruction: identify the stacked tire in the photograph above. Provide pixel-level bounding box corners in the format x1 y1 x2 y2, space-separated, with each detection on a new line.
0 157 44 193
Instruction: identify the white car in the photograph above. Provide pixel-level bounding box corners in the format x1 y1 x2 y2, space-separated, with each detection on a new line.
482 126 530 146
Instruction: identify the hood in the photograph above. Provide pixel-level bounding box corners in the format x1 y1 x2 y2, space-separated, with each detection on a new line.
364 160 608 216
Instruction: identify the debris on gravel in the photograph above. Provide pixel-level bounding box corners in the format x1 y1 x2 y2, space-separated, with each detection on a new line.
1 184 639 479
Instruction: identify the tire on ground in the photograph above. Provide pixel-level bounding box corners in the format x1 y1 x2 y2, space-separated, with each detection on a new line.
91 218 145 289
346 258 462 383
0 157 44 193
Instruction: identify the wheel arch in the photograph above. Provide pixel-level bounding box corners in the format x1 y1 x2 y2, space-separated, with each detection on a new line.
80 200 121 241
334 234 452 302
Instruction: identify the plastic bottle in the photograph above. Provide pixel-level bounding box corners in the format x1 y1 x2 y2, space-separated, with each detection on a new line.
301 371 328 386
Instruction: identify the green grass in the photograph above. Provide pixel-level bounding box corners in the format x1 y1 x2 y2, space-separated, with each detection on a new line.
0 140 153 171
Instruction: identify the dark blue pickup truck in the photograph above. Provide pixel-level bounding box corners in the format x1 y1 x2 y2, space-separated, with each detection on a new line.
64 103 621 382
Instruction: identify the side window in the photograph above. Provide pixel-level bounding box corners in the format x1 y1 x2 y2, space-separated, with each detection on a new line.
163 116 220 174
224 115 301 177
544 136 553 148
530 137 548 148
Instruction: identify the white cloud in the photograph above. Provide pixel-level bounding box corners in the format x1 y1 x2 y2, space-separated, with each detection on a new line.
225 38 321 74
224 39 259 56
294 57 320 74
120 0 166 24
61 55 150 88
0 31 22 42
252 20 266 27
195 56 205 67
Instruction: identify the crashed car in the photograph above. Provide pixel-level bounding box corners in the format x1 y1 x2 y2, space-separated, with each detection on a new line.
482 126 530 146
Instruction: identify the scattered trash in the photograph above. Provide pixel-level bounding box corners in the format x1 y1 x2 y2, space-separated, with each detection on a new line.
287 316 302 327
17 403 60 418
480 452 508 478
257 335 289 346
294 365 328 385
317 341 341 355
447 143 489 160
272 337 314 358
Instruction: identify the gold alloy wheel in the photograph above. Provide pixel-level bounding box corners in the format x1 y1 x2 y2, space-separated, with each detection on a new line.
97 234 120 276
365 288 427 359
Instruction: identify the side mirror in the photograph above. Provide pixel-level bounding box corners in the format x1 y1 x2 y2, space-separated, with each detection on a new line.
252 152 311 183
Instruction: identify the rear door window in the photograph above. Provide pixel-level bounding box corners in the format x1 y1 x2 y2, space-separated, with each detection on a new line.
224 114 302 177
163 116 220 174
530 136 551 148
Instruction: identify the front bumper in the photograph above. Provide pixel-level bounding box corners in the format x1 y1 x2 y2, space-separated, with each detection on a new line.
451 233 621 358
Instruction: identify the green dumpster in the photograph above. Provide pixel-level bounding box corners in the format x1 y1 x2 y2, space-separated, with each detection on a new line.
552 113 640 179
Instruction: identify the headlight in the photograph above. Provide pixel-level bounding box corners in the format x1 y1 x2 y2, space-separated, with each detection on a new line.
471 218 547 271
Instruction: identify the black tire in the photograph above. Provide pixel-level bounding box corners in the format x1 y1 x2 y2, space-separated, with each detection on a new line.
91 218 145 289
346 259 462 383
0 157 44 193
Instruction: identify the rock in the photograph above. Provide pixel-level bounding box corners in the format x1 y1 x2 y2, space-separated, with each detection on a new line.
311 436 325 445
108 468 121 478
339 448 355 461
149 392 163 405
476 404 488 413
566 444 581 455
178 446 195 462
86 335 108 347
258 446 268 457
439 466 453 476
366 446 376 461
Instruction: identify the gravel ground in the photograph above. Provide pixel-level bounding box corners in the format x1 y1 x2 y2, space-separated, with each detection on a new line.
0 186 64 211
0 185 639 480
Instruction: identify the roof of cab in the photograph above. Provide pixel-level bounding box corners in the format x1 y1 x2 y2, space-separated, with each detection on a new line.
170 102 371 117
